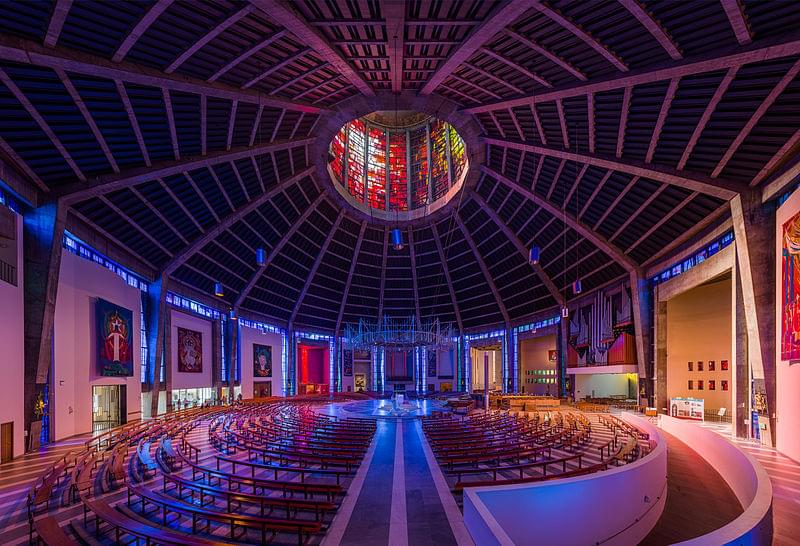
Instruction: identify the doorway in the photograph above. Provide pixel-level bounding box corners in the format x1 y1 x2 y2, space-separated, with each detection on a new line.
1 422 12 463
92 385 126 433
253 381 272 398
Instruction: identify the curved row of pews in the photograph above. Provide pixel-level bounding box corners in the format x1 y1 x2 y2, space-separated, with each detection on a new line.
422 407 652 497
28 395 376 545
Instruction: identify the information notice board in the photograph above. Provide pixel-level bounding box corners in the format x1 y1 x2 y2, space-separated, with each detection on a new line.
669 397 704 420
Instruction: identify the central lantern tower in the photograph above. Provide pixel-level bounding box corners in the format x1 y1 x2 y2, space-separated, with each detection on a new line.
327 111 468 222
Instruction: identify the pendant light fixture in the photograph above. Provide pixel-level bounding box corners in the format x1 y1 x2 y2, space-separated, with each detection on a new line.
256 247 266 266
390 227 404 250
529 245 540 265
214 281 224 297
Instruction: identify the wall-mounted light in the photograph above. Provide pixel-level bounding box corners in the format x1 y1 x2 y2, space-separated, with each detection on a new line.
229 309 237 320
529 246 540 265
561 306 569 318
390 228 404 250
256 248 266 266
572 279 582 294
214 281 224 297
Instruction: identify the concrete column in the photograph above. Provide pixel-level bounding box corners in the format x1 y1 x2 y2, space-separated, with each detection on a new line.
23 200 66 450
226 317 238 403
212 317 222 401
630 269 653 406
731 190 776 445
558 317 568 399
483 352 489 412
504 327 513 393
654 298 668 414
733 258 750 439
164 308 173 412
287 330 295 396
146 274 167 417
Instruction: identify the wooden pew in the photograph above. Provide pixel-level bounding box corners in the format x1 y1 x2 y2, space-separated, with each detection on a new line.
33 516 78 546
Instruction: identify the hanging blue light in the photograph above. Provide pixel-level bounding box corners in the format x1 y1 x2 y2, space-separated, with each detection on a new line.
214 281 224 297
529 245 540 264
256 248 266 266
572 279 582 294
390 228 404 250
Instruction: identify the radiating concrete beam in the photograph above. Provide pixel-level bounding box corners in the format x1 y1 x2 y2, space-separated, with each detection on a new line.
23 200 67 450
730 190 776 445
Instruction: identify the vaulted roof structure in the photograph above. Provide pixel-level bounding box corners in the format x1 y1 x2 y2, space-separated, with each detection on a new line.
1 0 799 333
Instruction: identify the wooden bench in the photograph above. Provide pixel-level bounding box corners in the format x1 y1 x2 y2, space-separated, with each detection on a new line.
107 444 128 487
127 483 322 545
453 460 608 492
33 516 77 546
613 435 639 465
82 496 222 545
218 454 353 485
179 448 342 501
136 440 157 479
162 472 336 521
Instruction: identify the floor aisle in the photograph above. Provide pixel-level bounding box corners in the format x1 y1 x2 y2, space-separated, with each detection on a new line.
404 421 457 546
339 419 396 545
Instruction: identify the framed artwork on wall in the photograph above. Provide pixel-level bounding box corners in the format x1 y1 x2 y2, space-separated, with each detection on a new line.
96 298 134 377
177 327 202 373
697 361 704 371
722 380 729 391
698 380 704 390
781 210 800 360
709 360 715 371
688 361 693 371
721 360 729 371
253 344 272 378
548 350 558 362
709 380 716 390
688 380 693 390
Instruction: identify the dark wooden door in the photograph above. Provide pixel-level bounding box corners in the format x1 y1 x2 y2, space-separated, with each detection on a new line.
1 422 13 463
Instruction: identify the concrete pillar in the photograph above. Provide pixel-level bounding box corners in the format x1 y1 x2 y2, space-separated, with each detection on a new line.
483 352 489 412
287 330 295 395
558 317 568 399
226 317 238 403
164 308 173 412
23 200 66 450
146 274 167 417
630 269 653 406
731 190 776 445
212 317 222 401
504 327 513 393
654 298 668 414
733 259 750 439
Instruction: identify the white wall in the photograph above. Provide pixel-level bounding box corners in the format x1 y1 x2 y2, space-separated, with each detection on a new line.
666 277 733 411
775 191 800 464
519 334 557 395
54 251 142 440
239 325 283 398
575 373 633 399
170 309 212 390
0 213 25 457
424 348 456 392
